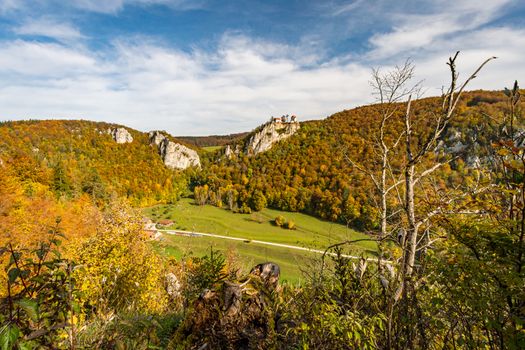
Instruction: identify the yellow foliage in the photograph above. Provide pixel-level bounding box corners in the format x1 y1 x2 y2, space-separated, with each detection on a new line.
74 200 168 314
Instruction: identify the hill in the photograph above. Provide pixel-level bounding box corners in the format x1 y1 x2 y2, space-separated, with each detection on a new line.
1 90 518 227
195 90 523 229
177 132 249 148
0 120 199 206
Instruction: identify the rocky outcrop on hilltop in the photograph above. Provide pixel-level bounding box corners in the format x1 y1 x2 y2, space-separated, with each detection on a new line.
244 117 300 156
149 131 201 170
149 130 166 147
108 127 133 143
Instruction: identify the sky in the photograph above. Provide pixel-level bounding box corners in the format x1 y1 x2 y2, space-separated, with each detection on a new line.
0 0 523 135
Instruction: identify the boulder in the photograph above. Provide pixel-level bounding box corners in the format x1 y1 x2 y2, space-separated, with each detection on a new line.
224 145 234 159
165 272 182 299
148 130 167 146
108 127 133 144
159 139 200 170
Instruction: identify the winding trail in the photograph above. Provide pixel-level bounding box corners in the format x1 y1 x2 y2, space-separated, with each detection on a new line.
157 229 384 262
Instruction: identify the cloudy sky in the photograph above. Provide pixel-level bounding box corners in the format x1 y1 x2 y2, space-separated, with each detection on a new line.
0 0 523 135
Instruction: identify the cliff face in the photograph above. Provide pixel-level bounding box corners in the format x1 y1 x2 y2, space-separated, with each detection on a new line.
245 120 300 155
108 127 133 143
149 131 200 170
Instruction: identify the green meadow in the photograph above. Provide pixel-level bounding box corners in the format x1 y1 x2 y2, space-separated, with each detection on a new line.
145 198 376 283
201 145 223 152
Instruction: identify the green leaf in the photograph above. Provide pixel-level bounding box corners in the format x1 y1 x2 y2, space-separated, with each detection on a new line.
35 249 46 260
6 253 21 271
0 324 20 350
14 299 38 322
17 340 37 350
7 268 20 284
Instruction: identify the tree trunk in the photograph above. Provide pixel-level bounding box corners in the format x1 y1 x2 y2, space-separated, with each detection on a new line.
404 163 418 277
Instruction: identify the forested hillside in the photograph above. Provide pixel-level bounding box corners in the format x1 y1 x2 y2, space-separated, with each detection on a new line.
0 120 195 206
196 90 520 229
177 132 249 148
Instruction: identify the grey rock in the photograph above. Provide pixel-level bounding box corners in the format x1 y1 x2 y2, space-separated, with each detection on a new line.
149 130 201 170
148 130 167 146
108 127 133 144
245 118 300 155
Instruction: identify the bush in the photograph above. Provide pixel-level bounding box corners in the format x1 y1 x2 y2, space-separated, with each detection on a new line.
75 200 168 314
238 203 252 214
284 220 296 230
0 219 82 349
274 215 286 227
249 213 265 224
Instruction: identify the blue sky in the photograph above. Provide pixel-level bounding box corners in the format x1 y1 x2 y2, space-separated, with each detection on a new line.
0 0 524 135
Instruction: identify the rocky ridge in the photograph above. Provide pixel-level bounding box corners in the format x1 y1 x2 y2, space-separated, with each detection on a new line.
149 131 201 170
108 127 133 144
245 118 300 155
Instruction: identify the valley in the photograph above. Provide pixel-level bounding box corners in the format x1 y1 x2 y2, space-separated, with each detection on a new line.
145 198 376 282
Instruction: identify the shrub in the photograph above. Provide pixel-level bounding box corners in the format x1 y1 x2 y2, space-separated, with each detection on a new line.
249 213 265 224
0 219 81 349
238 204 252 214
284 220 296 230
274 215 286 227
75 200 168 314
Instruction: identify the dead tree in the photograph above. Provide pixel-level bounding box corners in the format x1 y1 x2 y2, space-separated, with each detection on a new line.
346 60 421 237
400 52 496 279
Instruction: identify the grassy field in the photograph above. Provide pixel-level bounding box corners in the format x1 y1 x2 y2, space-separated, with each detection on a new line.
145 198 376 283
152 234 320 283
201 146 223 153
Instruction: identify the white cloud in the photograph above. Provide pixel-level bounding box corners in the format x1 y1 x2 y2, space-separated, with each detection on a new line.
0 1 523 135
332 0 366 16
69 0 204 13
0 40 99 76
14 18 85 42
0 0 21 12
367 0 513 60
0 0 203 15
0 34 372 135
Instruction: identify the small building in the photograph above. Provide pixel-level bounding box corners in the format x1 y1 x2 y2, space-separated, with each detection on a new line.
157 219 174 227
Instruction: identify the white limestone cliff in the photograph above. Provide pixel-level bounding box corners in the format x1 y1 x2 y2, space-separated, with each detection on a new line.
108 127 133 144
149 131 201 170
245 119 300 155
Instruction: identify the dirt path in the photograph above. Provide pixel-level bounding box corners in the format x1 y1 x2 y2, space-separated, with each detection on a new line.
157 229 384 261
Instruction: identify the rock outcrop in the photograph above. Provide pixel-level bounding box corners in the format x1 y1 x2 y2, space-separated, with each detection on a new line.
108 127 133 143
149 130 166 147
149 131 201 170
245 119 300 155
224 144 242 160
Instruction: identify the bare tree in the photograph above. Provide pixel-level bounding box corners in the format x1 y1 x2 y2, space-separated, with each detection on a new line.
345 60 421 237
400 52 496 278
339 52 496 348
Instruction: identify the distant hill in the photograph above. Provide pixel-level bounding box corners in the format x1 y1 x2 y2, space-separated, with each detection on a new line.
177 132 249 147
0 120 198 206
1 90 519 222
197 90 522 228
